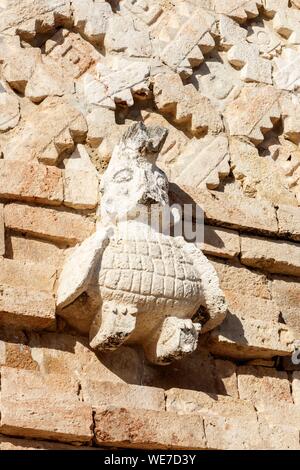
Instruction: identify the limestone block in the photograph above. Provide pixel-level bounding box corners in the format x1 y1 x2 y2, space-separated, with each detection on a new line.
273 8 300 44
72 0 113 45
191 57 242 111
171 186 278 234
263 0 289 18
274 47 300 91
0 286 56 330
166 388 256 419
224 85 281 143
28 332 144 385
292 372 300 406
230 138 297 206
0 161 63 205
237 366 293 403
153 73 223 135
82 380 165 411
0 204 4 256
240 235 300 277
227 41 272 84
214 0 262 23
63 169 99 209
105 14 152 58
45 29 100 81
214 359 239 398
199 226 240 260
0 339 39 371
0 367 93 444
208 291 294 359
211 259 271 299
84 60 150 110
219 15 247 49
0 0 72 39
255 400 300 427
0 82 20 132
280 94 300 145
3 97 87 165
277 205 300 241
171 134 230 190
0 36 41 94
157 8 215 77
94 407 206 449
272 276 300 336
0 436 94 451
7 235 64 268
0 258 57 292
4 203 95 244
120 0 163 26
258 420 300 450
64 145 98 173
25 57 74 103
247 24 282 58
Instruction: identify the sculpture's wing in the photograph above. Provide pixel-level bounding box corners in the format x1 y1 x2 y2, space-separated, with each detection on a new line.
57 227 111 309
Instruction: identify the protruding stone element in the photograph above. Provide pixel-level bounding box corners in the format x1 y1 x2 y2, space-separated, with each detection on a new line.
224 85 281 143
274 47 300 91
219 15 248 49
105 14 152 58
156 8 215 77
171 135 230 190
0 82 20 132
84 60 150 110
72 0 113 45
214 0 262 23
273 7 300 44
3 97 87 165
227 41 272 84
57 123 227 365
120 0 163 26
153 73 223 135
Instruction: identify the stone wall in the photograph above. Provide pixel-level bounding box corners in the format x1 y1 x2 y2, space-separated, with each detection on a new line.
0 0 299 450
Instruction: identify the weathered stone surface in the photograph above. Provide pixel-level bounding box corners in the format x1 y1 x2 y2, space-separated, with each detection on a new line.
0 161 63 205
292 372 300 406
230 138 298 206
0 83 20 132
72 0 113 45
28 332 144 385
3 97 87 165
241 235 300 277
277 205 300 241
224 85 281 143
0 258 56 292
0 436 94 450
211 259 271 299
200 226 240 260
0 286 56 330
64 169 99 209
272 276 300 336
171 186 278 234
153 73 223 136
82 380 165 411
208 291 294 359
94 407 206 449
7 235 65 268
0 204 4 256
165 388 262 450
227 41 272 84
4 203 95 244
0 367 93 444
237 366 293 403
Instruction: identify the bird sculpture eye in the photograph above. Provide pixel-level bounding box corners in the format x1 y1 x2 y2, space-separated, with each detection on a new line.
113 168 133 183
